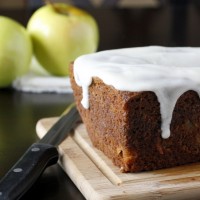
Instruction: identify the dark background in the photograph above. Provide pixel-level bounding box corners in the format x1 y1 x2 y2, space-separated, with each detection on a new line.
1 0 200 199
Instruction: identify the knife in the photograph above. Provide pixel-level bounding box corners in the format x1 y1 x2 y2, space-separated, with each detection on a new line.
0 103 80 200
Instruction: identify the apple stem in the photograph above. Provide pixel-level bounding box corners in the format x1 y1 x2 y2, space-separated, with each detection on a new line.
43 0 70 15
43 0 52 6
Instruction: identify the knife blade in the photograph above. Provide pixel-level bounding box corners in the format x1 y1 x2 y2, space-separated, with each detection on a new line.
0 103 80 200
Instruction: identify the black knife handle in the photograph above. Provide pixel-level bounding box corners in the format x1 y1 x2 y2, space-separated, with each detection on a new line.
0 143 59 200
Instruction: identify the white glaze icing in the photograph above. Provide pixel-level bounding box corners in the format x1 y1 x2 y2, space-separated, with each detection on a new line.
73 46 200 139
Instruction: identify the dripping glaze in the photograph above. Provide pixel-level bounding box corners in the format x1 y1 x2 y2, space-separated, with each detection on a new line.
73 46 200 139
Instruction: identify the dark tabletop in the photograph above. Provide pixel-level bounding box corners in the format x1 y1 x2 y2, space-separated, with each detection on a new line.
1 1 200 199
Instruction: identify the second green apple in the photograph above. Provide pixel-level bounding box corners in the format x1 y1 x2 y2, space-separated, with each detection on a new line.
27 3 99 76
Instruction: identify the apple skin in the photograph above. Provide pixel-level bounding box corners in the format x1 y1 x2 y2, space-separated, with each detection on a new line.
27 3 99 76
0 16 32 87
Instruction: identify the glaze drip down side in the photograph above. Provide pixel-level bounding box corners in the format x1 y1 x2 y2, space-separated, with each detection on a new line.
73 46 200 139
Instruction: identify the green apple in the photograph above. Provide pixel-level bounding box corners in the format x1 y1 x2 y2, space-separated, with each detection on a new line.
27 3 99 76
0 16 32 87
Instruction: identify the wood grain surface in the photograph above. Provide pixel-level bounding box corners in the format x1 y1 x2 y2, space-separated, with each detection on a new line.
36 117 200 200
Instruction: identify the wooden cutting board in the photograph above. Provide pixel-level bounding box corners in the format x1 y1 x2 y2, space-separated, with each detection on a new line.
36 117 200 200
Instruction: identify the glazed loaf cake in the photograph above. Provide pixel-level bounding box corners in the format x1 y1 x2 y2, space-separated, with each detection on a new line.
70 46 200 172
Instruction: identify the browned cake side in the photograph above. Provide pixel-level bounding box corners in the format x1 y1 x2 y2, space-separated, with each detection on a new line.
69 64 200 172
